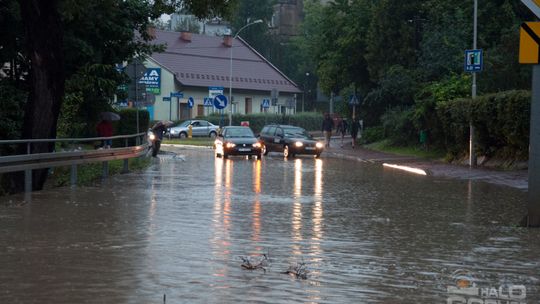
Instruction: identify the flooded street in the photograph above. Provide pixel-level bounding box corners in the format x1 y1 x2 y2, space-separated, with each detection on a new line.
1 148 539 303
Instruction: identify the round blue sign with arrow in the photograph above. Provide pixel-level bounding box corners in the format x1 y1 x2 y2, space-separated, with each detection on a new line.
187 97 194 108
213 94 228 110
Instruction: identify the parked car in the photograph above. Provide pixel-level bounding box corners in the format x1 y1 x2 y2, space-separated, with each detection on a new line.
168 120 219 138
214 126 263 159
258 124 324 158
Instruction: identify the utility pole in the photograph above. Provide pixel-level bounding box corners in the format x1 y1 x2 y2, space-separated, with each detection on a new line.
330 92 334 114
469 0 478 167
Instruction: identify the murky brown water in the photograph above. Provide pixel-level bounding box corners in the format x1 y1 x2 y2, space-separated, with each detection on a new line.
1 148 539 303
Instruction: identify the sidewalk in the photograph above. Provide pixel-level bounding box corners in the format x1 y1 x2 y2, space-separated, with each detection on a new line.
321 136 528 190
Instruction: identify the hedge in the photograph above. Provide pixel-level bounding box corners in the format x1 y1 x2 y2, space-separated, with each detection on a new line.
200 112 324 133
114 108 149 146
436 90 530 158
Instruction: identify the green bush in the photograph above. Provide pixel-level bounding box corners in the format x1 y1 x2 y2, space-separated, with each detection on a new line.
115 108 149 146
380 107 416 145
361 126 385 144
436 90 530 158
202 112 324 133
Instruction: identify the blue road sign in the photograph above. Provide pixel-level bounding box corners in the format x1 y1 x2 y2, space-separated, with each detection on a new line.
203 97 214 107
187 97 194 108
162 97 171 102
171 91 184 98
262 98 270 109
349 94 360 106
213 94 228 110
465 49 483 72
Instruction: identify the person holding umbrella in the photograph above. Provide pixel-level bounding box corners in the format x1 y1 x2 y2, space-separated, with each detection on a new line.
96 112 120 149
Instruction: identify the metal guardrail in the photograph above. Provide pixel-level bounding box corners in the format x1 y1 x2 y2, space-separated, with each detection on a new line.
0 132 148 193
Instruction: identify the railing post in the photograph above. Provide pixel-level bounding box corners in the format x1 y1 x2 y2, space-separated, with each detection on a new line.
102 161 109 179
122 138 129 173
70 164 77 187
24 142 32 194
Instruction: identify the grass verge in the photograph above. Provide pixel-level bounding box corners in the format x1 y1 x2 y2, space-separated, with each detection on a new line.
162 138 214 147
365 139 446 160
50 157 151 187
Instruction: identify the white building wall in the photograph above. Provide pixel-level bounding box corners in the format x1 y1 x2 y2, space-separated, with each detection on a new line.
145 58 298 121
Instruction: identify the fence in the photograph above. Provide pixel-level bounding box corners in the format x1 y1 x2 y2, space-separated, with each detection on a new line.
0 133 148 194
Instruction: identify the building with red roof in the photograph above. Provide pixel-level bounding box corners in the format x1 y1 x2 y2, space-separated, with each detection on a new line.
140 29 302 121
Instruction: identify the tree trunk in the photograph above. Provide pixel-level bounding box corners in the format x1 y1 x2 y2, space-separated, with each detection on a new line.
14 0 65 192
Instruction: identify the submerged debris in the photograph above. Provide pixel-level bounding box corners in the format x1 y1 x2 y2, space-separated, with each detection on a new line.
283 261 309 280
239 254 268 272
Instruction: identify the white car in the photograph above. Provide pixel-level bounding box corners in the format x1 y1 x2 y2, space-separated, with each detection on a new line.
168 120 219 138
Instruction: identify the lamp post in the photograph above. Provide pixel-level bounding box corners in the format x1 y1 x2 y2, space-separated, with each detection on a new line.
229 19 263 126
302 72 309 112
469 0 478 167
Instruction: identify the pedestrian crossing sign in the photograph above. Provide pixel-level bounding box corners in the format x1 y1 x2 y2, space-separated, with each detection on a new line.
262 99 270 109
204 97 213 107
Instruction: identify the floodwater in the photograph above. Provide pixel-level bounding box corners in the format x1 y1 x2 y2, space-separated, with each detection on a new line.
1 148 539 303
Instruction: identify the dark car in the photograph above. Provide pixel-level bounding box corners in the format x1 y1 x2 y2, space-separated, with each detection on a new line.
259 124 324 158
214 126 263 159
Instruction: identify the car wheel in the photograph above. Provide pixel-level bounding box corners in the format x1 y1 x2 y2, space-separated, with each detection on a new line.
262 145 268 156
179 132 187 139
315 153 321 158
247 155 252 159
216 152 222 158
209 131 217 138
284 145 291 158
223 153 228 159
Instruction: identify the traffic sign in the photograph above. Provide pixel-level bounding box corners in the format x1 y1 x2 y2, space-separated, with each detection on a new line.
262 99 270 109
520 22 540 64
187 97 194 108
162 96 171 102
522 0 540 18
203 97 213 107
349 94 360 106
464 49 483 72
213 94 228 109
171 92 184 98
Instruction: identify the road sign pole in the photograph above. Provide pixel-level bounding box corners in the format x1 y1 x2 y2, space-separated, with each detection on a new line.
526 65 540 226
469 0 478 167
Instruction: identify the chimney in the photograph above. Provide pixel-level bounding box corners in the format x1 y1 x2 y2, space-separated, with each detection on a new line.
223 34 232 47
180 31 192 42
147 26 156 39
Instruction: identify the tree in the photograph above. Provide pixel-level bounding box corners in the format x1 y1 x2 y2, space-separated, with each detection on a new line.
7 0 237 192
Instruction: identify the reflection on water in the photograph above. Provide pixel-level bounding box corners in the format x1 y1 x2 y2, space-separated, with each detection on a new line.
0 149 539 303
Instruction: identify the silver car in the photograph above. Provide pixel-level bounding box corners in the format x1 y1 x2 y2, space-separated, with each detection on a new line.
168 120 219 138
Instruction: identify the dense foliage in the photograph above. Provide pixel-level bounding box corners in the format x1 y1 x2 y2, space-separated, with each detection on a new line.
203 112 324 134
280 0 535 158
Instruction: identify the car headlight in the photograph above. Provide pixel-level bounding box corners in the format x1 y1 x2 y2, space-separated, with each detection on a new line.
226 142 236 148
316 142 324 149
295 141 304 147
252 142 261 148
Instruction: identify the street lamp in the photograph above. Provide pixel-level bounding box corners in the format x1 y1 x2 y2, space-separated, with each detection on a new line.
228 19 263 126
302 72 309 112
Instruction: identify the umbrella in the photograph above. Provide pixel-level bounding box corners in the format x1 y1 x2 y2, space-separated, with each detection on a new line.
100 112 121 121
152 120 174 128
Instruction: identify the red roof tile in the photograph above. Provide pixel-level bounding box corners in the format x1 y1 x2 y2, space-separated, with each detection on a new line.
150 30 301 94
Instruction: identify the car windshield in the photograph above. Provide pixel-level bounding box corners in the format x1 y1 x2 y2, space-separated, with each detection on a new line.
283 127 310 138
176 121 191 128
225 128 254 138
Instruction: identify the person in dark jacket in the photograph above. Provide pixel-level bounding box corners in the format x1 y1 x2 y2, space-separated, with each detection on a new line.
322 113 333 148
350 117 360 149
337 118 348 148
